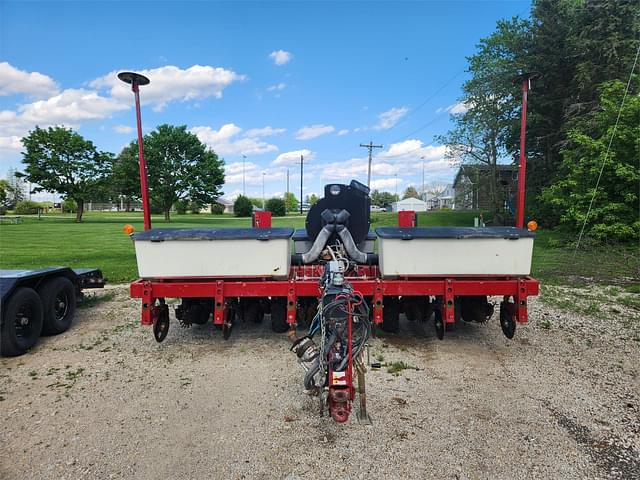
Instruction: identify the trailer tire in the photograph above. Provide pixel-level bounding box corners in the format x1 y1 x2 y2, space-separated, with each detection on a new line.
1 287 44 356
38 277 77 335
270 299 289 333
381 297 400 333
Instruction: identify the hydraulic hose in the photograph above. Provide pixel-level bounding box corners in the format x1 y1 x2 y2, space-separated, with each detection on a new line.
292 225 335 265
336 227 378 265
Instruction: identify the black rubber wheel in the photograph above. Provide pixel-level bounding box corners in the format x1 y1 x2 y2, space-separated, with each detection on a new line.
434 309 444 340
270 299 289 333
244 301 263 324
500 301 516 339
38 276 76 335
153 304 170 343
1 287 44 356
381 297 400 333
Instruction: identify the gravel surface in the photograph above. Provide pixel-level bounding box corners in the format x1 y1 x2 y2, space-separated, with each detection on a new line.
1 285 638 480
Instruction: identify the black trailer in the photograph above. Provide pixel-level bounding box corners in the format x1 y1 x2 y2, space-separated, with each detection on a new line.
0 267 105 356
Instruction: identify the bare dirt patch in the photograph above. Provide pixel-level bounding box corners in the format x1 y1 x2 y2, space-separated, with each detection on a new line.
1 285 638 479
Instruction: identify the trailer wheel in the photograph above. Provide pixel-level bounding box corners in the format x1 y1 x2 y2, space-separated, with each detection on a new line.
270 299 289 333
1 287 44 356
38 276 77 335
381 297 400 333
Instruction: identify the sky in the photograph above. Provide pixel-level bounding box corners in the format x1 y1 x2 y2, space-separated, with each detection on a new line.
0 0 531 201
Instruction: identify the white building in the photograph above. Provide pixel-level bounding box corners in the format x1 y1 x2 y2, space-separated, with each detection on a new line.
392 197 428 212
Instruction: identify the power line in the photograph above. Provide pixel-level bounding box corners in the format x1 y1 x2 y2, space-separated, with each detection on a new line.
574 42 640 255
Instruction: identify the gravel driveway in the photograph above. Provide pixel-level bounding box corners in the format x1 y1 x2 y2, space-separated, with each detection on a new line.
1 285 638 480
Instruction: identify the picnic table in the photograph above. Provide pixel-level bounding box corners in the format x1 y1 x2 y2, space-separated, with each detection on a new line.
0 216 22 224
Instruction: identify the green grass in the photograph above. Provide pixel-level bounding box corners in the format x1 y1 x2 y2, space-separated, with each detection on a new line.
1 210 637 287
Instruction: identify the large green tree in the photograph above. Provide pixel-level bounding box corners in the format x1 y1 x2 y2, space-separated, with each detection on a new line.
20 126 112 222
438 18 528 216
117 125 225 221
540 79 639 241
284 192 298 212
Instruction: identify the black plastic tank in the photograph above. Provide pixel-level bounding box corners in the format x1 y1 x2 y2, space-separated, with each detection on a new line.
305 180 371 245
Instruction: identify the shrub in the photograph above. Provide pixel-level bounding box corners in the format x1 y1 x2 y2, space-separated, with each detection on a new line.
61 198 76 213
15 200 42 215
265 197 286 217
234 195 253 217
189 202 202 214
174 199 188 214
211 203 225 215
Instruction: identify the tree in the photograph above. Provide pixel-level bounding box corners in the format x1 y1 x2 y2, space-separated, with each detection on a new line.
284 192 298 212
540 79 639 241
234 195 253 217
110 148 141 211
20 126 112 222
265 197 286 216
402 186 420 200
4 168 26 209
309 193 318 205
437 18 528 217
371 189 398 207
118 125 224 221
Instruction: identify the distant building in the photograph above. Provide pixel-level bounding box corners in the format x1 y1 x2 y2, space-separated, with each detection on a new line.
453 164 518 211
392 197 428 212
215 197 234 214
424 184 455 210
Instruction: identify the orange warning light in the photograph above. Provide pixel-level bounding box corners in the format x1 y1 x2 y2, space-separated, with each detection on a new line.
123 224 135 235
527 220 538 232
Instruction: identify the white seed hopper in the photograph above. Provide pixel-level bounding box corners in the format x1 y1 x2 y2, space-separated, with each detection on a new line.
132 228 294 279
376 227 534 277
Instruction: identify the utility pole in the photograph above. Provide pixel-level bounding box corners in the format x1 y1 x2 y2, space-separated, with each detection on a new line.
262 172 266 209
360 141 383 188
286 169 290 197
242 155 247 196
300 154 304 214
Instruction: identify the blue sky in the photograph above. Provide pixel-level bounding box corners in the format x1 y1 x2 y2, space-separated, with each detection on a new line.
0 0 530 200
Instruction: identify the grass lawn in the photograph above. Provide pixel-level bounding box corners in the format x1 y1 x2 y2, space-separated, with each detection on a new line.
1 210 637 286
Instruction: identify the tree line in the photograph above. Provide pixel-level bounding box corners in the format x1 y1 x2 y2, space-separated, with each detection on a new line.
440 0 638 241
13 124 225 222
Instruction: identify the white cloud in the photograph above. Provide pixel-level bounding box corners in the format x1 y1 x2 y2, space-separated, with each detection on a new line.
245 126 286 138
272 149 315 166
113 124 133 134
0 135 22 152
295 124 335 140
90 64 246 111
0 62 59 98
313 139 453 191
19 89 128 125
438 101 469 115
370 178 401 190
269 50 292 66
337 129 349 136
0 88 128 156
374 106 408 130
190 124 278 156
266 82 287 92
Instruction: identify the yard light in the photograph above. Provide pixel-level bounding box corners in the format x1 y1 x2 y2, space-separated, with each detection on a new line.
123 224 135 235
527 220 538 232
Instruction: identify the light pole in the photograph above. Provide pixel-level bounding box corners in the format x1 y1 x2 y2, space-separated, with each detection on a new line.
300 154 304 214
262 172 266 209
421 156 426 201
118 71 151 230
242 154 247 196
395 173 398 199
